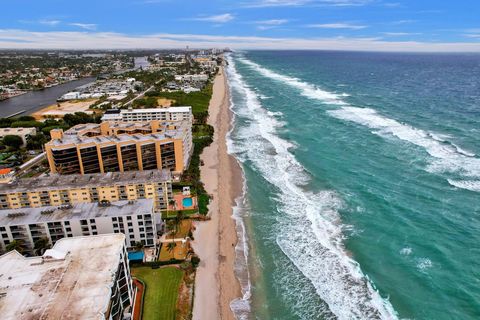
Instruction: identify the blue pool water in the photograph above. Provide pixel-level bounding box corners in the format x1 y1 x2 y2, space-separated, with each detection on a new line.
182 197 193 207
128 251 144 262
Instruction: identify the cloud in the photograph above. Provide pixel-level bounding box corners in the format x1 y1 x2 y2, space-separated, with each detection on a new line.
382 2 401 7
191 14 234 23
255 19 289 25
391 19 416 25
39 19 61 26
463 29 480 39
382 32 421 36
69 23 97 30
19 19 61 26
307 23 367 30
243 0 372 8
254 19 289 30
243 0 310 7
1 29 480 52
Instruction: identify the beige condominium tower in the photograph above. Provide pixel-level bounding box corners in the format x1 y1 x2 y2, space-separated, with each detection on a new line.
45 120 192 175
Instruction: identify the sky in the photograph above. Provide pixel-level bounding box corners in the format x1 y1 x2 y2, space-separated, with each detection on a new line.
1 0 480 51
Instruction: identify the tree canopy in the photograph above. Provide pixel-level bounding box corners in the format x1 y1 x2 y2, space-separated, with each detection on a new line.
2 135 23 149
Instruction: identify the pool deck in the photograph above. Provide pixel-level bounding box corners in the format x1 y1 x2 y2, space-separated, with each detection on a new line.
168 193 198 211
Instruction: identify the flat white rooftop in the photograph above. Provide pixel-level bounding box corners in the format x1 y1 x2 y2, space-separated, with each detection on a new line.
0 234 126 320
0 198 154 226
121 106 192 113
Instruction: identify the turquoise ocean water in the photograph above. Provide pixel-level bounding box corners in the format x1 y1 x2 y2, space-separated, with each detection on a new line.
225 51 480 320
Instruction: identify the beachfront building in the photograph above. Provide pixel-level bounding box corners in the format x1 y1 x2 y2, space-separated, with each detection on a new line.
174 74 209 82
0 198 157 253
102 106 192 123
0 169 172 211
0 168 14 184
0 234 134 320
0 127 36 146
45 120 192 175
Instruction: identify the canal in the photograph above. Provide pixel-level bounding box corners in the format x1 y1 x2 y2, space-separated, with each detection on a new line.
0 56 150 118
0 77 95 118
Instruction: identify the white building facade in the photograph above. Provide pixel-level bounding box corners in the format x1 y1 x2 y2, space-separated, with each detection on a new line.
0 199 158 253
101 106 192 123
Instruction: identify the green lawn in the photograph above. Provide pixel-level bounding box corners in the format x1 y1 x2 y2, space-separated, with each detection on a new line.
131 267 184 320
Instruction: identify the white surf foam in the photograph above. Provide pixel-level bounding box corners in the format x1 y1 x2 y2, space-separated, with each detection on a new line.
238 56 480 192
238 57 347 105
226 55 398 320
400 247 413 256
447 179 480 192
225 69 253 320
416 258 433 273
327 106 480 180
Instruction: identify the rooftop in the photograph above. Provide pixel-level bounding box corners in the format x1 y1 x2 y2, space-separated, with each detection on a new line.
0 169 171 193
46 120 189 147
0 127 36 134
117 106 192 114
0 234 126 320
0 198 154 226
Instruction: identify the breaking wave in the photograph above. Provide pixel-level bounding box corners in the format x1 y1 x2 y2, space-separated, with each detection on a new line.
238 56 480 193
226 55 398 319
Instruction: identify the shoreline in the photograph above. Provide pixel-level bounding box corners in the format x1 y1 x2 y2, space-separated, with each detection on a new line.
192 66 243 320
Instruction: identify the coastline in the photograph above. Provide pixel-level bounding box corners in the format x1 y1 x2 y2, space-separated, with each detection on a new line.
192 65 243 320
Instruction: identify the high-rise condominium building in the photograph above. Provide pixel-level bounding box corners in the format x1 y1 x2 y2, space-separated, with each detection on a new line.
0 169 172 211
0 234 134 320
45 120 192 175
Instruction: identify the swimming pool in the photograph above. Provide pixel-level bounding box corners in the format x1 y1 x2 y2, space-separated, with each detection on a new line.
128 251 144 262
182 197 193 207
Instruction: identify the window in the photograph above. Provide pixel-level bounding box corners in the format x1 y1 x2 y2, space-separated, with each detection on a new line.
138 221 144 226
113 223 118 228
129 228 133 233
129 234 135 239
64 221 70 226
112 217 117 221
92 231 98 235
126 216 132 221
89 219 95 223
66 227 71 232
92 225 97 230
127 222 133 227
139 227 144 232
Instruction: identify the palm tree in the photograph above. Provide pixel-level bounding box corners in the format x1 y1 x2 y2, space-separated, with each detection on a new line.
6 239 25 254
34 237 51 256
174 211 184 237
168 199 176 218
134 241 144 251
166 242 176 260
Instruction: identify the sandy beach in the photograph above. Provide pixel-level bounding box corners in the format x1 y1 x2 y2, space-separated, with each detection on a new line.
192 66 243 320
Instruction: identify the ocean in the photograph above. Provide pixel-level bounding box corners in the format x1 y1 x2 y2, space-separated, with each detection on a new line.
225 51 480 320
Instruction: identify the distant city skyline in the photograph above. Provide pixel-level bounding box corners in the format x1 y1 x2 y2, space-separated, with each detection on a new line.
2 0 480 51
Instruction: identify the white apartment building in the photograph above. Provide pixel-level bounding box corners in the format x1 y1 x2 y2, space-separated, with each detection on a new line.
0 234 134 320
101 106 192 123
0 127 36 146
174 74 209 82
0 198 158 253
